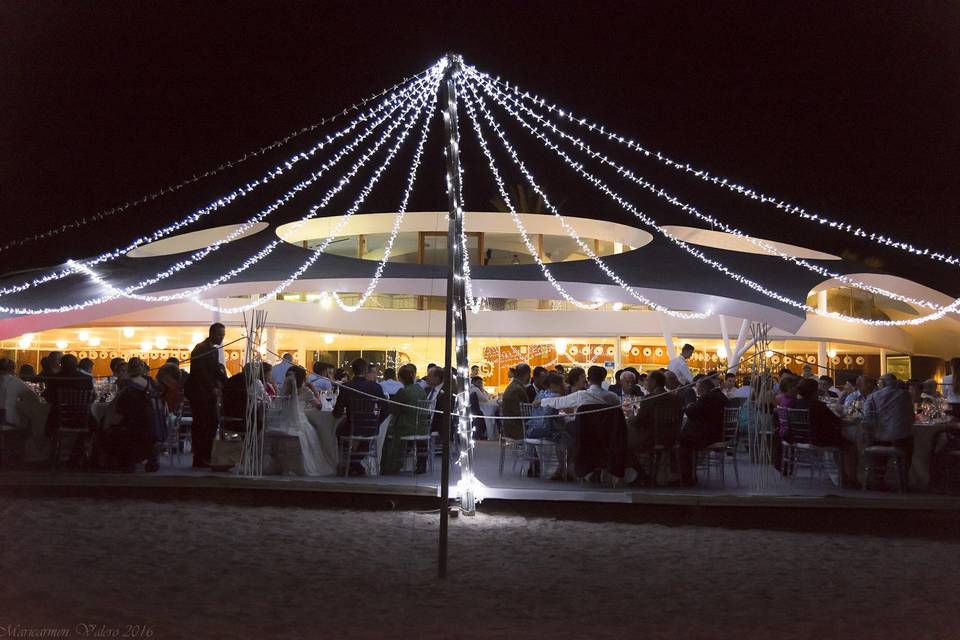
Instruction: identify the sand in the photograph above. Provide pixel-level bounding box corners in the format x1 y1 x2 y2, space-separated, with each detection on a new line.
1 496 958 639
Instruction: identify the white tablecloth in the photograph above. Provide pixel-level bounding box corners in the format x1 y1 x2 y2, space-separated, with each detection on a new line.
303 407 393 474
480 401 500 438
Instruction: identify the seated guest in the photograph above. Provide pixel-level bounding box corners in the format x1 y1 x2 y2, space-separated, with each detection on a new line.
721 373 738 398
0 358 44 461
108 357 128 386
43 354 94 436
553 364 565 376
527 366 548 402
921 379 941 402
861 373 916 482
627 370 684 480
617 370 642 398
636 372 648 393
102 357 161 472
333 358 387 475
378 367 403 397
907 380 924 407
261 363 278 397
156 364 185 412
839 379 857 405
380 364 428 474
501 364 531 440
421 366 444 404
220 363 269 430
770 374 800 471
818 376 839 400
366 364 379 383
18 364 37 380
469 376 490 403
608 369 625 397
678 377 728 485
566 367 586 393
536 365 620 413
527 373 565 440
794 377 858 485
78 358 95 377
417 363 438 390
664 370 696 406
307 361 334 394
40 351 64 380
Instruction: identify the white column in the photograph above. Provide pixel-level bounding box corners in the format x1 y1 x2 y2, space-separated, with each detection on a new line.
658 314 676 360
265 327 279 362
615 335 623 371
818 341 828 377
817 290 828 313
719 315 733 365
730 319 750 373
879 348 887 376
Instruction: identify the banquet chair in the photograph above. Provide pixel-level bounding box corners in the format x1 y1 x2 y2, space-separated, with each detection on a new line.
339 397 382 477
700 407 741 487
648 406 682 487
785 408 843 488
262 396 304 475
163 402 185 466
50 388 95 471
520 401 558 480
861 428 908 493
400 399 435 475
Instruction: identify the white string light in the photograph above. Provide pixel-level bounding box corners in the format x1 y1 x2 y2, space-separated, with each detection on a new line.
0 64 439 256
8 79 436 316
468 65 960 268
468 74 960 327
0 67 441 300
331 73 442 312
189 71 442 314
460 75 711 319
470 69 950 313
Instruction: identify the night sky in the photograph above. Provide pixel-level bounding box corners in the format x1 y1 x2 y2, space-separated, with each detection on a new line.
1 1 957 277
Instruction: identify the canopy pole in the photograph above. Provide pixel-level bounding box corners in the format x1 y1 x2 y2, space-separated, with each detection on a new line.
438 52 467 579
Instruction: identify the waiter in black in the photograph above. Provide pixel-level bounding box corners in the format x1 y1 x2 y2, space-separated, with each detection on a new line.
184 322 227 468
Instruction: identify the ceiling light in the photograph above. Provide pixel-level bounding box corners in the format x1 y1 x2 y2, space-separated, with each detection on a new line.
716 346 728 359
140 341 153 352
612 302 623 311
55 339 69 350
122 327 135 338
827 349 837 359
155 336 169 349
78 330 90 341
191 332 203 344
17 336 32 349
87 337 101 347
324 334 335 344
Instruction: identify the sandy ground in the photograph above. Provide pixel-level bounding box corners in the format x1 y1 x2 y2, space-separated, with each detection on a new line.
1 497 959 640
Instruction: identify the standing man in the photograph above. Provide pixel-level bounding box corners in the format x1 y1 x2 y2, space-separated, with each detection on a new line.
272 353 294 388
184 323 227 468
501 363 531 440
668 343 695 387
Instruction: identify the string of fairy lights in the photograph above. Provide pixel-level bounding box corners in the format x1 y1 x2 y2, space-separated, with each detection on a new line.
0 55 955 331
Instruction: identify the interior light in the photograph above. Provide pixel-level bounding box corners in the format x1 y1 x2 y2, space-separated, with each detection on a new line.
612 301 624 311
122 327 135 338
78 330 90 341
716 346 728 359
140 341 153 352
765 350 774 358
87 337 102 347
155 336 169 349
555 339 568 353
324 334 335 344
17 336 32 349
191 332 203 344
827 349 837 359
621 341 632 352
55 339 69 350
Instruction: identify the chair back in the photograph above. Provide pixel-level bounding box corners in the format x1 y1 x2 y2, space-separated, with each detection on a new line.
56 388 94 430
653 405 682 447
348 397 381 438
786 408 812 444
416 399 433 435
722 407 741 443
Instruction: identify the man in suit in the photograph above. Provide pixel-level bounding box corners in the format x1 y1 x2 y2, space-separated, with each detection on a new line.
526 366 548 403
678 377 728 486
627 369 684 483
501 363 530 440
184 323 227 468
333 358 387 475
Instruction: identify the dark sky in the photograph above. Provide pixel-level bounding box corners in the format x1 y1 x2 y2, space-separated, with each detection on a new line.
1 0 957 274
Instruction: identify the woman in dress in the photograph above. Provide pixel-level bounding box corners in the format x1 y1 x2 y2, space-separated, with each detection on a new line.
380 364 427 474
275 366 334 476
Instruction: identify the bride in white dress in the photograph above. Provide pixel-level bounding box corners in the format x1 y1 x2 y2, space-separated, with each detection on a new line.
269 368 334 476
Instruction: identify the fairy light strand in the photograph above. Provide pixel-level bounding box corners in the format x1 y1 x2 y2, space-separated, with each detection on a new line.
0 64 438 255
9 77 437 315
470 69 949 313
0 67 441 300
469 74 960 327
461 75 711 319
467 64 960 268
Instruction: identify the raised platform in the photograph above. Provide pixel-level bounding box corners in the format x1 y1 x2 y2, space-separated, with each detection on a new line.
4 441 959 513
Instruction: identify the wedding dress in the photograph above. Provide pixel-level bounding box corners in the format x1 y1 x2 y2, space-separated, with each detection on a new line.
269 377 334 476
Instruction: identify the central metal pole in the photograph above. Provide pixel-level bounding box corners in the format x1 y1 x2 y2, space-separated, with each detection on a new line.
438 53 466 579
